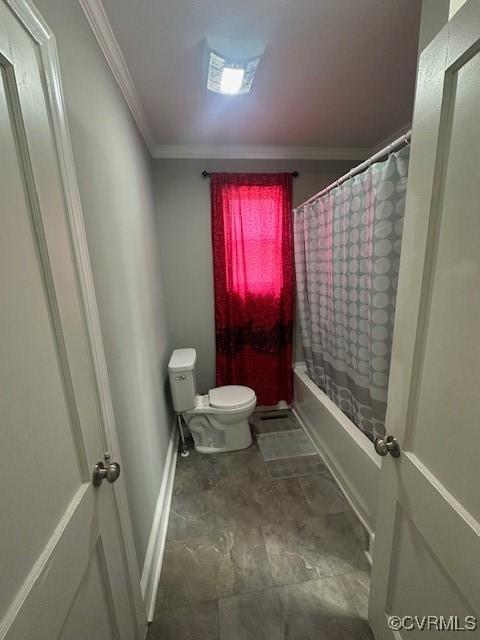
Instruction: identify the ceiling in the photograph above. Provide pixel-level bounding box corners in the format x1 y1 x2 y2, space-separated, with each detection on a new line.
100 0 422 154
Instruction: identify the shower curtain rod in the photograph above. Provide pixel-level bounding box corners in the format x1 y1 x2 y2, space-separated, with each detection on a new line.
295 129 411 210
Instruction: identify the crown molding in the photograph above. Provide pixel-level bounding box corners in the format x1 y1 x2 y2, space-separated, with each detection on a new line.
77 0 398 163
78 0 155 154
152 144 370 161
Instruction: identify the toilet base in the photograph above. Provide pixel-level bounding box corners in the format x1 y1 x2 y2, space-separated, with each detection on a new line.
184 413 254 454
194 437 252 454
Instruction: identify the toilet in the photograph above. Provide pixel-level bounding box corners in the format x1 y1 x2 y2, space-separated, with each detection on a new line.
168 348 256 453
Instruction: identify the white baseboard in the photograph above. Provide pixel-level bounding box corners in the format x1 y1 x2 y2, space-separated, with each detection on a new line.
140 420 179 622
255 401 291 411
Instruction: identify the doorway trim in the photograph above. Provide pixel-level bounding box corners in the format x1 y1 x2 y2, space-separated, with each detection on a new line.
5 0 146 637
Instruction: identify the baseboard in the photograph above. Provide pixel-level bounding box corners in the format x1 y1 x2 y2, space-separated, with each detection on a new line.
292 406 374 566
255 401 291 411
140 420 179 622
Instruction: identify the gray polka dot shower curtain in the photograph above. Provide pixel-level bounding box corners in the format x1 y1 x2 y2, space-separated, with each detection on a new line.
293 147 410 441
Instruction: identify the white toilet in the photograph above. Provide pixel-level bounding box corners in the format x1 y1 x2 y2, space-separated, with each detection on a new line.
168 348 256 453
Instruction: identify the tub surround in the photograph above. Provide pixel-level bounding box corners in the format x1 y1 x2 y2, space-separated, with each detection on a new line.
293 363 380 539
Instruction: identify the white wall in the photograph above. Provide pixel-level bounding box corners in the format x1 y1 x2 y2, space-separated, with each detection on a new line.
35 0 172 571
449 0 467 18
153 158 353 392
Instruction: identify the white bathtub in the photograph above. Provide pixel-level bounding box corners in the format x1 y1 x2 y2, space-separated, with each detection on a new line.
293 363 381 539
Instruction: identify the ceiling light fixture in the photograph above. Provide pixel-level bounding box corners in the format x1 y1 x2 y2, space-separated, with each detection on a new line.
206 37 264 96
220 66 245 95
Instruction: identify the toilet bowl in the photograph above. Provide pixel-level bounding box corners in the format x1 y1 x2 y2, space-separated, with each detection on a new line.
168 348 256 453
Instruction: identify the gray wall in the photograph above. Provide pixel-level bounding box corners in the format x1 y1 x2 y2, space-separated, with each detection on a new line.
35 0 172 570
154 158 353 393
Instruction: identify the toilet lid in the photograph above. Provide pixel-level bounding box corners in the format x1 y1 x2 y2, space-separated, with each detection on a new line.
209 385 255 409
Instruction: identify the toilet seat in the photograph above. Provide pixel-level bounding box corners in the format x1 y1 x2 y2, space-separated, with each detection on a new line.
208 385 256 410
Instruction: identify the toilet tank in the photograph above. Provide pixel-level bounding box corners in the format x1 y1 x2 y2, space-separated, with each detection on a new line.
168 348 197 412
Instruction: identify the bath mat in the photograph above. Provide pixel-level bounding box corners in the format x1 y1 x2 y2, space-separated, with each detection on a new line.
257 429 317 461
265 455 327 479
250 415 298 435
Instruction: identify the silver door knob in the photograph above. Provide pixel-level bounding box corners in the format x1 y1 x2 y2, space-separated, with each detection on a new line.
374 435 401 458
92 460 121 487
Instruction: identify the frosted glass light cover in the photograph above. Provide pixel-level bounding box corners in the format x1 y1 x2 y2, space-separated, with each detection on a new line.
220 67 245 94
207 51 260 95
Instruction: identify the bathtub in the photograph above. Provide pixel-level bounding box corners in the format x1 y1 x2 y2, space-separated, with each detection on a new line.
293 363 381 541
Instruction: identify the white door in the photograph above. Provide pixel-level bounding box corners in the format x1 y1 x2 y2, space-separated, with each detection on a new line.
0 2 143 639
369 1 480 637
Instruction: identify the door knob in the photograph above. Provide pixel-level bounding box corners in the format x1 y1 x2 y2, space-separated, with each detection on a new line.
374 435 401 458
92 460 121 487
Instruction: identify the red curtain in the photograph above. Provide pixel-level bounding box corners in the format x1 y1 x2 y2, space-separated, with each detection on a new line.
211 173 294 406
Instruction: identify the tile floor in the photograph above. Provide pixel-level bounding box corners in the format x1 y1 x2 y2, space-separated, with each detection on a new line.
147 413 373 640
